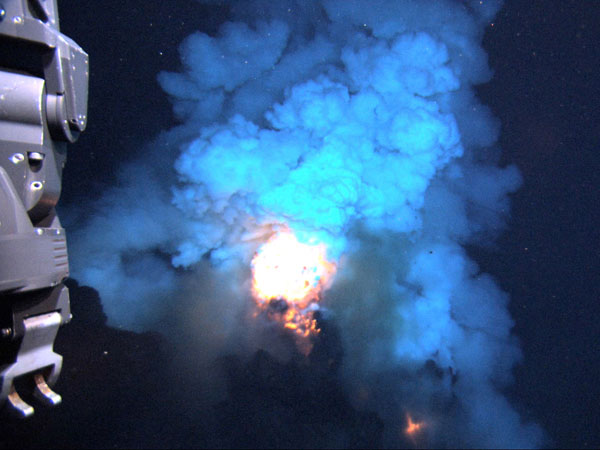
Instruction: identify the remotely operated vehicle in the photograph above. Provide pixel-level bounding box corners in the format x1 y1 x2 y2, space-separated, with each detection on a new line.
0 0 88 417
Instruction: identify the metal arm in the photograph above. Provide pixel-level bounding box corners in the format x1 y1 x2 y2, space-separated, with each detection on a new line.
0 0 88 417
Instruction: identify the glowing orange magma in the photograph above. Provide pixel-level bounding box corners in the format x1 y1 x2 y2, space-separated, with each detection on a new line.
405 413 425 438
251 229 336 339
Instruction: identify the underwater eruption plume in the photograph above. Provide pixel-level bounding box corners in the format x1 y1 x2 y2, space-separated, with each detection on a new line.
69 0 546 447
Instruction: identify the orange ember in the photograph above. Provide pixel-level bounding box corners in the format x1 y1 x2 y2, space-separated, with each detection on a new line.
251 230 335 340
405 414 425 436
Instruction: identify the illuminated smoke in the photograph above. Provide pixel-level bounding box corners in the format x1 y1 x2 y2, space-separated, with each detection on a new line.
69 0 545 447
251 228 335 346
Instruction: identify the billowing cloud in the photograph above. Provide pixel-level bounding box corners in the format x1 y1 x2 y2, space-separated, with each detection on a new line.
69 1 544 447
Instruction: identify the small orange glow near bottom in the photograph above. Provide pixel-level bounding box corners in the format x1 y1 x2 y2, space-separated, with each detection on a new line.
405 414 425 436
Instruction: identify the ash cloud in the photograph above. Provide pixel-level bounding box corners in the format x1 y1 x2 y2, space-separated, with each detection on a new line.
69 0 545 447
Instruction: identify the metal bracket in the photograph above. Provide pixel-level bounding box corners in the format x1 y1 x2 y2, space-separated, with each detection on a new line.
0 311 63 417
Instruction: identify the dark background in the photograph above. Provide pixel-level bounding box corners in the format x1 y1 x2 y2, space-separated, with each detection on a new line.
1 0 598 448
477 2 600 447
